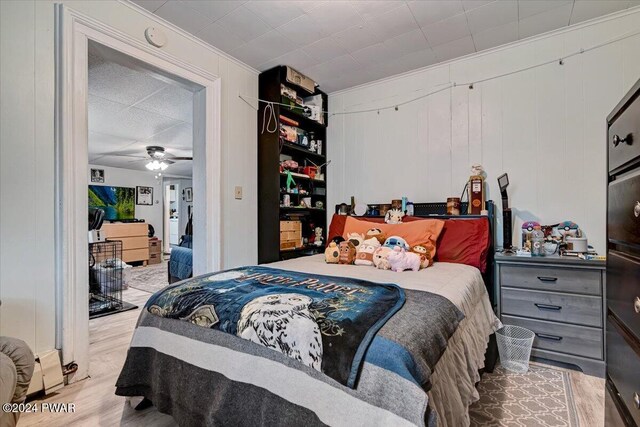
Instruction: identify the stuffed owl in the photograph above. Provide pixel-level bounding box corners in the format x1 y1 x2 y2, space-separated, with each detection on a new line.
354 238 381 266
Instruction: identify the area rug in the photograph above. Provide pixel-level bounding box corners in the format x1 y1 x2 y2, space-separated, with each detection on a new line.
469 365 579 427
127 261 169 294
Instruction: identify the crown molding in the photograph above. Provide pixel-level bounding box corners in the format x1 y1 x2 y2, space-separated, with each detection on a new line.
118 0 259 76
330 5 640 96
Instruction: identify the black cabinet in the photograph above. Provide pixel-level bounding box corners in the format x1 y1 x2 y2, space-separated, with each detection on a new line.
606 78 640 427
257 66 328 264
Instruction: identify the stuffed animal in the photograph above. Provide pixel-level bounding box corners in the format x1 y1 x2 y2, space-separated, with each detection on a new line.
387 246 421 272
324 242 340 264
313 227 324 247
331 236 345 246
383 235 409 251
373 246 392 270
346 232 365 249
385 208 404 224
365 228 386 245
411 243 433 269
354 238 381 266
338 241 356 265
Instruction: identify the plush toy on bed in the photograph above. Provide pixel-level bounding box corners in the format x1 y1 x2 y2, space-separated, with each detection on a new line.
384 208 404 224
365 228 386 245
411 243 433 269
338 241 357 265
373 246 392 270
383 235 409 251
325 242 340 264
387 246 421 272
354 238 381 266
346 232 365 249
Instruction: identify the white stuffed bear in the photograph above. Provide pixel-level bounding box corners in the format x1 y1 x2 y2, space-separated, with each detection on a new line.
385 208 404 224
354 238 381 266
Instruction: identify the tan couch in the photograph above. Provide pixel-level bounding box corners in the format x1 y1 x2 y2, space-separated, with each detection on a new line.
1 337 35 427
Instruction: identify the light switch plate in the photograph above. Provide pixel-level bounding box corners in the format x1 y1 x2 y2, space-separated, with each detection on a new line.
234 186 242 200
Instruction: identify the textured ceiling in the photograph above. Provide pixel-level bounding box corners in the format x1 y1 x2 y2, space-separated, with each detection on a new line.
88 49 194 177
133 0 640 92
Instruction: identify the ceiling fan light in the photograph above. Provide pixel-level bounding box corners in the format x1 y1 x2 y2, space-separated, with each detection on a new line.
159 162 168 170
145 161 155 170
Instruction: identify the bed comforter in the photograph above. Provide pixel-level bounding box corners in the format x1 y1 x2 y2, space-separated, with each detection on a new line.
116 256 499 426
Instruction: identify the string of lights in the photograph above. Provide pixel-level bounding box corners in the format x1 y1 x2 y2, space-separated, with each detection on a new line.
238 28 640 117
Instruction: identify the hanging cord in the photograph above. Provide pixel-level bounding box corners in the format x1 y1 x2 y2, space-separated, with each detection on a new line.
240 28 640 117
261 102 278 134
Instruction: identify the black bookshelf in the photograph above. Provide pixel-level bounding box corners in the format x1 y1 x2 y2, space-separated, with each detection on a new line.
258 66 328 264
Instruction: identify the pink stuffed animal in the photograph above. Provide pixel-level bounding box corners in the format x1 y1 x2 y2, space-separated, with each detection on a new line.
387 246 421 272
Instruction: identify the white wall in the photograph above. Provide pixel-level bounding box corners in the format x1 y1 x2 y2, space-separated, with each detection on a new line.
0 0 257 357
88 165 163 240
328 8 640 253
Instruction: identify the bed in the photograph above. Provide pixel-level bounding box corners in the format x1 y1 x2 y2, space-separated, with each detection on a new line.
116 203 501 426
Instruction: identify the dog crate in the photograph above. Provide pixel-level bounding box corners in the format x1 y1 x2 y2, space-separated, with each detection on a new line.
89 240 125 318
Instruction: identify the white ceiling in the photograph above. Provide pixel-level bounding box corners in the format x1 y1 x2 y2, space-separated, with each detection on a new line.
88 49 194 177
133 0 640 92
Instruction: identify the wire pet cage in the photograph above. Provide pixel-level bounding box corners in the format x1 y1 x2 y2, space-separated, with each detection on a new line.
89 240 124 318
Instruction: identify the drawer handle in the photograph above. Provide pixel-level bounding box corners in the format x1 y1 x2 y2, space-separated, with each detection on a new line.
535 333 563 341
612 134 632 147
534 303 562 311
537 276 558 282
634 296 640 314
635 392 640 410
635 201 640 218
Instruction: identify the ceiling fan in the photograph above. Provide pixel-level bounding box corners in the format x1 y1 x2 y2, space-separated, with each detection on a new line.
142 146 192 171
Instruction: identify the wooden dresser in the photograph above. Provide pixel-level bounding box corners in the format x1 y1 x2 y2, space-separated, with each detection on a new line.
100 222 149 265
496 253 606 377
606 78 640 427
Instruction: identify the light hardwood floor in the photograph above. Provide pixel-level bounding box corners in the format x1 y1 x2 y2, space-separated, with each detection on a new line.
20 288 605 426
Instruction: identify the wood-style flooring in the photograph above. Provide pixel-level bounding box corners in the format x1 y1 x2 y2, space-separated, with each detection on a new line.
20 287 604 426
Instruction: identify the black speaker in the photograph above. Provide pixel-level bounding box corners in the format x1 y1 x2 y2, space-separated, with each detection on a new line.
503 208 512 249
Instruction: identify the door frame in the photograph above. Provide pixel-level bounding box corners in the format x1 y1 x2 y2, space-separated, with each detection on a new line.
55 5 222 380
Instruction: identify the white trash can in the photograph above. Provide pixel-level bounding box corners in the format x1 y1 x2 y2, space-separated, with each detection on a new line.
496 325 535 373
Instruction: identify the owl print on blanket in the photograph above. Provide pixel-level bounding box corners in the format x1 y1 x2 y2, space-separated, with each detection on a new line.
237 293 323 370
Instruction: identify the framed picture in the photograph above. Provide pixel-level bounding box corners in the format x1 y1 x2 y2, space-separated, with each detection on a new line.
90 168 104 183
184 187 193 202
136 186 153 205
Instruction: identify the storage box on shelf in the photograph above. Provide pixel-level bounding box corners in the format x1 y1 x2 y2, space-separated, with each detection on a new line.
496 253 606 377
258 66 328 263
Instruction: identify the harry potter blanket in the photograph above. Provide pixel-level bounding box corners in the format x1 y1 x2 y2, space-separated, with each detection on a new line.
116 266 465 426
142 266 405 388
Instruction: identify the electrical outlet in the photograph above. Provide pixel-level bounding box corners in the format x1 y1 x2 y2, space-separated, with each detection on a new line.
234 186 242 200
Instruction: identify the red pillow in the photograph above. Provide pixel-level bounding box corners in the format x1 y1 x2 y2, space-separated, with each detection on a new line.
436 218 490 272
327 214 491 272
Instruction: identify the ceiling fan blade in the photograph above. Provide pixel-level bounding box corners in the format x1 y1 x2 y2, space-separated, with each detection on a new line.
169 157 193 161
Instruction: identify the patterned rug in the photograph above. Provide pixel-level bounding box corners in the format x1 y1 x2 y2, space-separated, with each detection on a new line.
469 365 579 427
126 261 169 294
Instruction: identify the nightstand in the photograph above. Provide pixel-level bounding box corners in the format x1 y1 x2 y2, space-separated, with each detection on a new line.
495 252 606 377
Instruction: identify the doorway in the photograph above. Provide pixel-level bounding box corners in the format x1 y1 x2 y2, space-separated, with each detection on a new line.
56 5 222 381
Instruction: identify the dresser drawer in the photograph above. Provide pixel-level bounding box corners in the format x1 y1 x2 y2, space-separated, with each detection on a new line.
609 90 640 173
608 169 640 247
502 288 602 327
500 265 601 295
607 315 640 426
502 315 603 360
608 251 640 341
